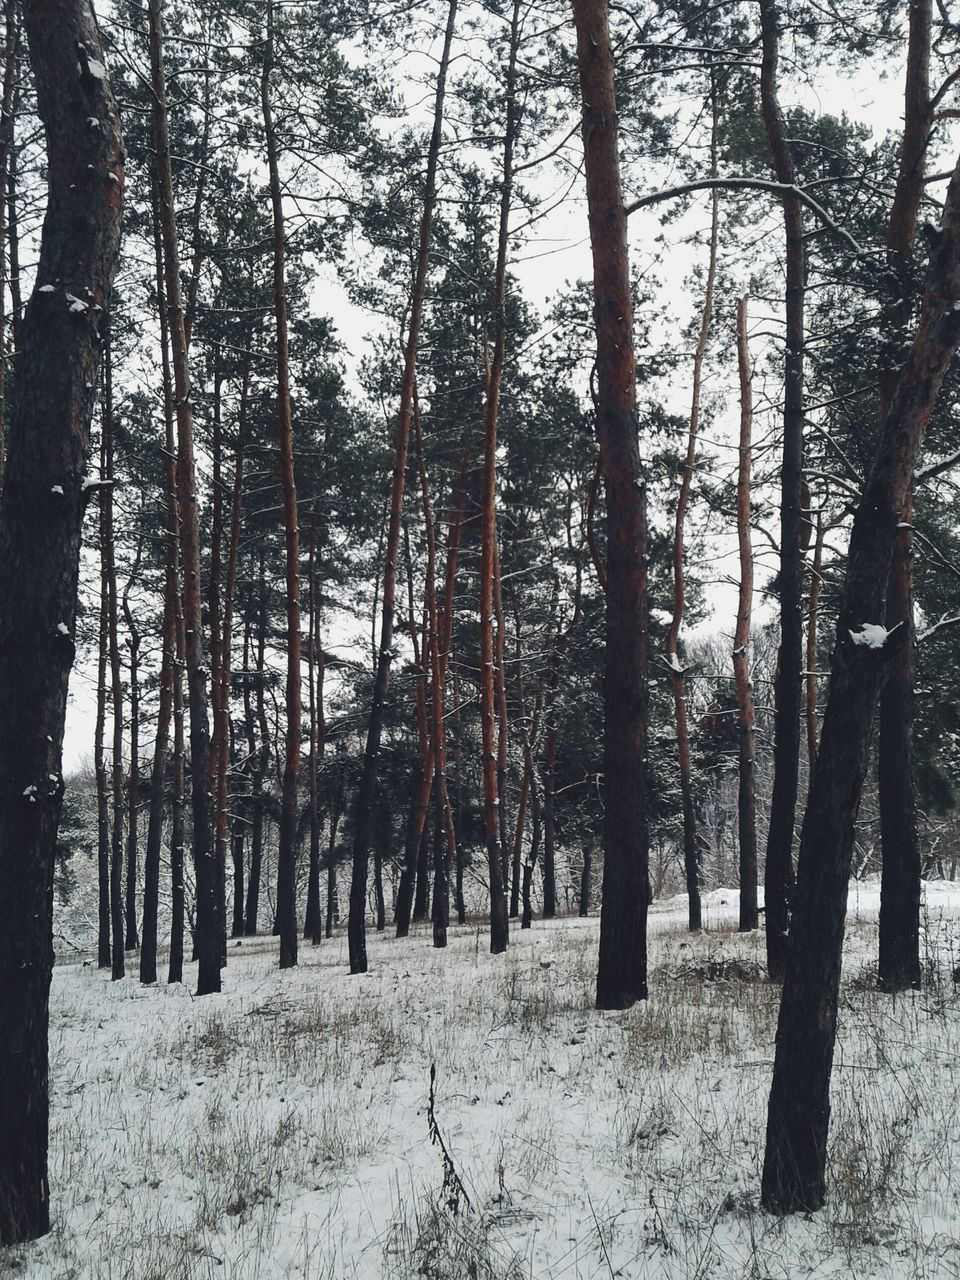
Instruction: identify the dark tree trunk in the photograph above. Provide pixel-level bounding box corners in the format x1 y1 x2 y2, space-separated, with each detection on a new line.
573 0 650 1009
167 568 186 986
0 0 16 480
244 556 270 936
122 543 142 950
148 0 219 995
304 515 324 944
103 340 125 983
478 0 521 957
579 847 592 917
877 0 931 995
262 0 301 972
805 515 824 770
326 771 343 938
734 297 759 932
520 731 542 931
761 157 960 1216
348 0 458 974
94 436 111 970
0 0 122 1243
452 659 466 924
759 0 805 982
141 187 177 985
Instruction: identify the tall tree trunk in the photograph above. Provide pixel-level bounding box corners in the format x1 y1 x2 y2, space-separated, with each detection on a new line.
304 513 324 943
94 434 111 970
207 357 227 965
103 340 125 982
761 156 960 1216
348 0 458 974
494 540 511 891
262 0 301 971
0 0 122 1242
122 540 142 950
452 658 466 923
326 764 343 938
140 180 177 985
244 555 270 936
573 0 650 1009
759 0 806 981
734 296 759 932
168 561 186 986
478 0 521 956
148 0 219 995
878 0 931 995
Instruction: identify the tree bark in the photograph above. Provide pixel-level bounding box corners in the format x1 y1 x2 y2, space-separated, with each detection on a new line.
759 0 805 981
761 155 960 1215
0 0 122 1242
0 0 17 482
666 174 718 934
94 434 111 971
573 0 651 1009
348 0 458 973
262 0 301 971
148 0 219 995
103 338 125 982
878 0 931 995
122 539 143 950
478 0 521 956
734 297 759 932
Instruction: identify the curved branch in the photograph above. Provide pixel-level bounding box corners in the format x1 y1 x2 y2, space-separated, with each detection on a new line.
624 177 867 256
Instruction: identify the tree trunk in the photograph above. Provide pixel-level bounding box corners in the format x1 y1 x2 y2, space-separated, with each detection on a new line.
734 296 759 932
0 0 122 1242
878 0 931 995
262 0 301 971
326 767 343 938
122 541 143 950
666 133 718 935
452 658 466 924
478 0 521 956
761 156 960 1215
148 0 219 995
140 183 177 985
0 0 17 482
759 0 806 981
348 0 458 974
103 339 125 983
244 557 270 936
573 0 650 1009
168 559 186 986
94 434 111 971
805 515 824 770
304 515 323 943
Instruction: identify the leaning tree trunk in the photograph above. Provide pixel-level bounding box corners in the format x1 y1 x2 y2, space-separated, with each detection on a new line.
573 0 651 1010
878 0 931 994
759 0 806 981
148 0 220 995
262 0 301 971
348 0 458 974
734 296 759 932
761 155 960 1216
0 0 122 1243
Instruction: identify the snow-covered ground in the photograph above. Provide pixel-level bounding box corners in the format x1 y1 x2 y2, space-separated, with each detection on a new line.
4 881 960 1279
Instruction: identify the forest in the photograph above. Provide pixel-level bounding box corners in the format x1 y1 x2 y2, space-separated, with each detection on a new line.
0 0 959 1274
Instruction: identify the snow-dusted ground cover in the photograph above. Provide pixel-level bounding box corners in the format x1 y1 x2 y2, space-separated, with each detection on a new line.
3 882 960 1279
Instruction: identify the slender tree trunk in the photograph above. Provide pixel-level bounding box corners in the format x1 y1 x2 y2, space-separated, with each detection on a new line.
148 0 219 995
666 177 718 933
734 296 759 932
452 658 466 923
579 847 592 917
510 755 530 919
761 156 960 1215
122 541 142 950
326 768 343 938
573 0 651 1009
244 557 270 936
0 0 122 1241
262 0 301 971
103 341 125 983
494 540 511 891
478 0 521 956
878 0 931 995
348 0 458 974
759 0 806 981
140 181 177 984
168 566 186 986
305 515 323 942
94 435 111 970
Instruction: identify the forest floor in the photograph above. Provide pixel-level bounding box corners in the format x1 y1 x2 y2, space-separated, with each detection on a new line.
2 883 960 1280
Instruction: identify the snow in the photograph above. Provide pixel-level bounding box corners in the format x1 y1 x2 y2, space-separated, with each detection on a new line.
38 284 56 293
85 59 107 81
65 294 88 314
665 651 683 673
50 486 64 496
849 622 893 649
56 623 69 636
3 884 960 1279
